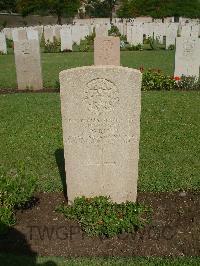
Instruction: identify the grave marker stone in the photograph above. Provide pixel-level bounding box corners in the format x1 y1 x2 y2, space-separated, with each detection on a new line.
60 66 142 203
14 29 43 90
94 36 120 66
0 32 7 54
175 37 200 78
60 27 73 51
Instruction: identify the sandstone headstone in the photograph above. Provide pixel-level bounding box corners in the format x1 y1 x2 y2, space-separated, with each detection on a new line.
59 66 142 203
94 36 120 66
14 30 43 90
60 27 73 51
0 32 7 54
174 37 200 78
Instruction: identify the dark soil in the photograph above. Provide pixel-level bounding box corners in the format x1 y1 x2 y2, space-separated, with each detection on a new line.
0 192 200 257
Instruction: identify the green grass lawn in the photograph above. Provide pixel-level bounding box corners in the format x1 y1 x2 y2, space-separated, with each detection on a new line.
0 50 174 89
0 91 199 192
1 254 200 266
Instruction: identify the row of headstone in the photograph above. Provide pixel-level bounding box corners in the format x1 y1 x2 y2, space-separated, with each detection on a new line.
1 24 200 90
127 22 200 48
3 19 200 44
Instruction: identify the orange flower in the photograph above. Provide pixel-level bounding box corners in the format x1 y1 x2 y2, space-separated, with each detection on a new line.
174 76 181 81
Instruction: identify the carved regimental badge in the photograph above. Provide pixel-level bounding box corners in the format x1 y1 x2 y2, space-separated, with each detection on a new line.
85 78 119 114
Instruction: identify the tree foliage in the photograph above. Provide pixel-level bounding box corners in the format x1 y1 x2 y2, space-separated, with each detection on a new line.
117 0 200 18
85 0 117 21
17 0 81 24
0 0 17 13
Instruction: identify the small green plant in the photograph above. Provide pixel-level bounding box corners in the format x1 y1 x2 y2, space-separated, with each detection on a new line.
6 38 13 49
108 25 121 37
57 196 151 237
43 37 61 53
73 32 95 52
142 69 177 91
125 44 143 51
0 164 37 231
168 44 175 50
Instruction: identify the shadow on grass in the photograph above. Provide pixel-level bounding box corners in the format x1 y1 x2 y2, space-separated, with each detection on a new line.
55 149 68 201
0 221 57 266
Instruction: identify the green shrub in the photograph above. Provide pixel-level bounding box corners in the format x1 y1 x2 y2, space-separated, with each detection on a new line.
43 37 61 53
126 43 142 51
56 196 151 237
6 38 13 49
108 25 121 37
168 44 175 50
73 32 95 52
0 165 37 229
142 70 176 91
176 76 200 90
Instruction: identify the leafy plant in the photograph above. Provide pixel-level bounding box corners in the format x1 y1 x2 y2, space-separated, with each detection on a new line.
108 25 121 37
43 37 61 53
0 164 37 230
57 196 151 237
6 38 13 49
73 32 95 52
142 69 176 91
126 43 142 51
168 44 175 50
149 36 159 50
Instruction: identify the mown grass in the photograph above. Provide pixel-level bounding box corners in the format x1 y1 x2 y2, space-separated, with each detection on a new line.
0 50 174 89
0 91 199 192
0 254 200 266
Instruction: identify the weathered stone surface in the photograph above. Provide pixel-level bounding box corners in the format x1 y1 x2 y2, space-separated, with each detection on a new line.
94 36 120 66
60 27 73 51
0 32 7 54
175 37 200 78
59 66 142 203
14 31 43 90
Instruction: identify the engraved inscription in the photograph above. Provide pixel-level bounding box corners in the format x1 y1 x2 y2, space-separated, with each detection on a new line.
66 118 136 145
102 40 113 61
84 78 119 114
183 40 195 57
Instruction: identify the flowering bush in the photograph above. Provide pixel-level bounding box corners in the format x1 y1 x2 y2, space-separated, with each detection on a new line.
142 69 176 91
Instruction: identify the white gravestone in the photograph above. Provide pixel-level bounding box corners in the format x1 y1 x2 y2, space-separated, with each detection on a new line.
175 37 200 78
14 29 43 90
60 27 73 51
0 32 7 54
60 66 142 203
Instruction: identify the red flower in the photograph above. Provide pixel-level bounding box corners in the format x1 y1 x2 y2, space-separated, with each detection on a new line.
174 76 181 81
